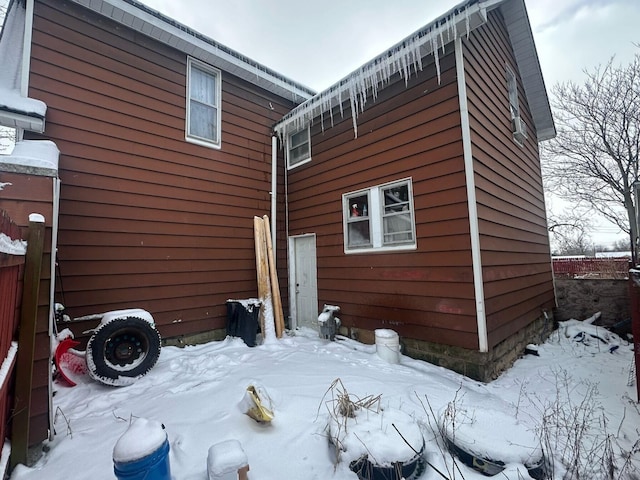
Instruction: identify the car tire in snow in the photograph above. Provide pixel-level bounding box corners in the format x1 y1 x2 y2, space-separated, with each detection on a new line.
86 316 161 387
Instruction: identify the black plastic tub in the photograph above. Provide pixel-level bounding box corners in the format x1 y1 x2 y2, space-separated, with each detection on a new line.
348 442 426 480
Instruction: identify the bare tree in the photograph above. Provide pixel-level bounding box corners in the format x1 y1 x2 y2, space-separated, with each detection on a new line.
542 53 640 257
547 210 594 256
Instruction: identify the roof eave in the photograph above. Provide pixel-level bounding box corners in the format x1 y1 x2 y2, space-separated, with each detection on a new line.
500 0 556 140
69 0 315 104
0 109 45 133
274 0 492 136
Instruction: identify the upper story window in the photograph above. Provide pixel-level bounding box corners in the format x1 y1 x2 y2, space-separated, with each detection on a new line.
186 58 221 149
343 178 416 253
287 126 311 169
506 65 527 143
506 66 519 119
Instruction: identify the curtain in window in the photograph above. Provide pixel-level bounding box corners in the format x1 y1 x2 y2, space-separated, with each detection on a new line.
189 67 218 142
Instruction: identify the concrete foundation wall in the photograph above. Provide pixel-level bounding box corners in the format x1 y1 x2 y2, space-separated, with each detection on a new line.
345 313 554 382
554 278 629 327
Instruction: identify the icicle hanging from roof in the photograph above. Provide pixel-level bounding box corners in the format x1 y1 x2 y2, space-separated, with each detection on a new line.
274 0 489 141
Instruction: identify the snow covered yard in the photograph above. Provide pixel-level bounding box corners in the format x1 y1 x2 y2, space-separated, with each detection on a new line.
10 319 640 480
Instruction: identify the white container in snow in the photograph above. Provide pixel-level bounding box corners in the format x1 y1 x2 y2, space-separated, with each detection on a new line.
207 439 249 480
375 329 400 364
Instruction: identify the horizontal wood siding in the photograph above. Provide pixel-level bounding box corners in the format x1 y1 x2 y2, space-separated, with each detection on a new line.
287 47 479 349
29 0 296 340
463 10 554 349
0 173 54 447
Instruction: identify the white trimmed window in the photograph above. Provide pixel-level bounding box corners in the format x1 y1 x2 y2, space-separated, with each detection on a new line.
287 126 311 168
506 66 527 143
186 58 221 148
506 66 519 119
343 178 416 253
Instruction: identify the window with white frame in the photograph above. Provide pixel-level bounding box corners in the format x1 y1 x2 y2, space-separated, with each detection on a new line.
343 179 416 253
506 65 527 143
186 58 221 148
506 66 519 119
287 126 311 168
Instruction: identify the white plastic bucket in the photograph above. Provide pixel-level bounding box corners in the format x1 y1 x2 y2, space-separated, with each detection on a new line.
375 329 400 364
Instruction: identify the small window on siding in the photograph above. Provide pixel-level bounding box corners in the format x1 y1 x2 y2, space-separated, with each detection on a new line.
287 126 311 168
506 65 527 143
381 183 414 246
186 58 221 149
343 178 416 253
506 66 519 119
345 191 372 248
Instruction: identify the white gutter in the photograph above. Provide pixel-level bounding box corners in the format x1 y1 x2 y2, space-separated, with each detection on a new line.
270 136 277 261
20 0 35 99
455 37 488 352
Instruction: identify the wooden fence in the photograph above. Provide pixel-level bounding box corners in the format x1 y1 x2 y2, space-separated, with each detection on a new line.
552 257 630 279
0 211 25 469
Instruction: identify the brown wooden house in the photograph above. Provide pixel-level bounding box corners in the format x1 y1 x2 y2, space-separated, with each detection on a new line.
0 0 555 460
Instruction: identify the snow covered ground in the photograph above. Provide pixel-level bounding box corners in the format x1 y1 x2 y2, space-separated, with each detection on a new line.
10 318 640 480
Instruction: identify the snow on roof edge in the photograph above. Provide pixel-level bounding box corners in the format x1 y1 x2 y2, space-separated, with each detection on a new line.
0 88 47 118
273 0 554 143
0 140 59 174
0 0 48 126
274 0 495 139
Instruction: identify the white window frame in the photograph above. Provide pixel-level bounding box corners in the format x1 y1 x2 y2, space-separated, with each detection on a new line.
506 66 519 120
186 57 222 149
506 65 527 144
342 178 417 254
286 125 311 169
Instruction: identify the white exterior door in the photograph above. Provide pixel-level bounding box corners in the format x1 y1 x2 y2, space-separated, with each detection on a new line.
290 234 318 330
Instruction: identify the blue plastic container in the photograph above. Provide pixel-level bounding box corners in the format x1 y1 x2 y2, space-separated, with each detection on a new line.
113 438 171 480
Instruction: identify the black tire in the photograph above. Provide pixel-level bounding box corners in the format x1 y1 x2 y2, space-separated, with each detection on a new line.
86 316 161 386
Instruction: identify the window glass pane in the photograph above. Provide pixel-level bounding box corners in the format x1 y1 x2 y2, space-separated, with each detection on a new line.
383 214 413 243
290 129 308 148
383 185 409 213
506 69 519 118
289 143 309 164
191 67 217 106
346 194 370 248
189 102 217 141
382 184 413 245
348 220 371 247
288 128 310 166
349 194 369 218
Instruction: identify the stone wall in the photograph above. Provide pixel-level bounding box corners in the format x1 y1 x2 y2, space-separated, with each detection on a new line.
553 278 629 327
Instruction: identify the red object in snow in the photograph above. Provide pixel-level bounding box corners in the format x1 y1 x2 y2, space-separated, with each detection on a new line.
54 338 87 387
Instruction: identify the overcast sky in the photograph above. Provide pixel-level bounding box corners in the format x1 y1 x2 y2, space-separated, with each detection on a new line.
142 0 639 94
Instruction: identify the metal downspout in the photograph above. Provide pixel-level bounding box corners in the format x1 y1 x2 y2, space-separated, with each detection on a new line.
455 37 488 352
270 136 277 262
